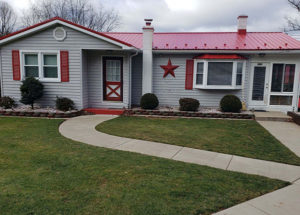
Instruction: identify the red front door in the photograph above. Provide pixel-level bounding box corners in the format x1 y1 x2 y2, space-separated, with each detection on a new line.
103 57 123 101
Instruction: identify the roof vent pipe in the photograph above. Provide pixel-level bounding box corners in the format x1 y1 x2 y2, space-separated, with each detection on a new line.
237 15 248 34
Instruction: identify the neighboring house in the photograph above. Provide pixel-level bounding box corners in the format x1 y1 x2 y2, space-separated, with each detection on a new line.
0 15 300 112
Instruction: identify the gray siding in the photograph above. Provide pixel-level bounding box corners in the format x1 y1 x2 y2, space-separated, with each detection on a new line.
131 54 143 105
84 50 130 108
1 24 120 109
152 54 243 107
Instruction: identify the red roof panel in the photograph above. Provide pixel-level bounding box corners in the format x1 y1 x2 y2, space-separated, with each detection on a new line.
104 32 300 50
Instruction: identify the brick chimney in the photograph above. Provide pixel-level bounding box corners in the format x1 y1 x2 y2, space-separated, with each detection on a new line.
237 15 248 34
142 19 154 94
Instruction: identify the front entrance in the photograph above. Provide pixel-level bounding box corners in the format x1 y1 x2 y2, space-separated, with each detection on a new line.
249 63 270 110
103 57 123 101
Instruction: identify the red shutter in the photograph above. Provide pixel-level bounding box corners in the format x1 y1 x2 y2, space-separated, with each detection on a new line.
60 51 69 82
12 50 21 80
185 59 194 90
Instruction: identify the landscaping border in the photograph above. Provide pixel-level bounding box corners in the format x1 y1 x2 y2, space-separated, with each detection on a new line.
123 109 255 119
287 111 300 125
0 109 83 118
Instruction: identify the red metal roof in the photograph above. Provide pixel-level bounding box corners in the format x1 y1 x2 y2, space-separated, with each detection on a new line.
104 32 300 50
1 17 300 51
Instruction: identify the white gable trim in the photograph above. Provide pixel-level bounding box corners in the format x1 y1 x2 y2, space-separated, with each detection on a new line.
0 20 136 50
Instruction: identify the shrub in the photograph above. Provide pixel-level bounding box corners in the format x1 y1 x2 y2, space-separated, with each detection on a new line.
220 95 242 113
179 98 200 111
0 96 16 109
56 97 75 111
140 93 159 109
20 77 44 109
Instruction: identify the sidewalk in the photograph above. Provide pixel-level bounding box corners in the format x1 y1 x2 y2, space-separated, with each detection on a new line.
59 115 300 215
258 121 300 157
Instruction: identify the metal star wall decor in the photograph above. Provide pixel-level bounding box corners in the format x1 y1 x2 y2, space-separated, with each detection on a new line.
160 58 179 78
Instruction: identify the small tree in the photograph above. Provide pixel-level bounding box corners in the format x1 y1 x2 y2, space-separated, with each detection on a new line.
20 77 44 109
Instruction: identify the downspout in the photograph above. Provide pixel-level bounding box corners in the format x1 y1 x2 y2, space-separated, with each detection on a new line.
0 48 3 97
129 50 139 108
297 69 300 112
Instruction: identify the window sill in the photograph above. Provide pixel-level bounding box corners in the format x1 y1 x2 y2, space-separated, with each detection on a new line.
21 78 61 83
194 85 242 90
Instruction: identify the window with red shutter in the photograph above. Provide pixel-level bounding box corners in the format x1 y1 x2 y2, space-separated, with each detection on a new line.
12 50 21 80
185 59 194 90
60 51 69 82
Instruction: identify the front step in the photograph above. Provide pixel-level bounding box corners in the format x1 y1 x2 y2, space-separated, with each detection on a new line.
83 108 125 115
254 111 293 122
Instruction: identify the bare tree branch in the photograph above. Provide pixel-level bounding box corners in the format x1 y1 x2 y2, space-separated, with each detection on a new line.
0 1 17 36
22 0 120 32
286 0 300 30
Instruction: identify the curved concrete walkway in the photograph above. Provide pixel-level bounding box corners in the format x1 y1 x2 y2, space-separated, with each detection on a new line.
59 115 300 215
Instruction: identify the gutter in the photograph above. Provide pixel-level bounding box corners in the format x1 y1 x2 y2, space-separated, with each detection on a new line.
128 50 139 108
152 49 300 54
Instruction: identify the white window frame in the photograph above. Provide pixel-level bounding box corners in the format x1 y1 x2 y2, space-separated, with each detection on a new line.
269 62 296 107
193 59 246 90
20 50 61 82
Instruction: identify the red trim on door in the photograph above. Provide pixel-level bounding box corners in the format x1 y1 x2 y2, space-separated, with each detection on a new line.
103 57 123 101
12 50 21 80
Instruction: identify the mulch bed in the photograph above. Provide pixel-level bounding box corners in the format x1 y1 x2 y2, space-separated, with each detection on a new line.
123 109 255 119
0 109 83 118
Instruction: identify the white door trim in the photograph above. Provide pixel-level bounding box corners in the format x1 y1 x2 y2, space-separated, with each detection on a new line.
248 62 270 110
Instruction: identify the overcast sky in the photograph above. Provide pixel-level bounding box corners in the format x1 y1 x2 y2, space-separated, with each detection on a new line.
4 0 300 32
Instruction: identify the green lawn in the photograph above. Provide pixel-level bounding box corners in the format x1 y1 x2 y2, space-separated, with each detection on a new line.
0 117 289 215
97 116 300 166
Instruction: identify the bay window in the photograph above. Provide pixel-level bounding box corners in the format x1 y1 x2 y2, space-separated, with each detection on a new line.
194 60 245 89
21 51 60 82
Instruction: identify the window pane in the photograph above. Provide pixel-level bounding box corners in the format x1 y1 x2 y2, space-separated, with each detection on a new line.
252 66 266 101
196 62 204 85
236 62 243 86
283 64 295 92
43 67 58 78
236 74 242 86
106 60 121 82
270 96 293 105
25 66 39 77
271 64 284 92
44 55 57 65
25 54 38 65
237 62 243 74
207 62 233 85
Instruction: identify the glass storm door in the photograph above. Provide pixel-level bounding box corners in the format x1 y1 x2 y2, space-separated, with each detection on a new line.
250 63 270 108
103 57 123 101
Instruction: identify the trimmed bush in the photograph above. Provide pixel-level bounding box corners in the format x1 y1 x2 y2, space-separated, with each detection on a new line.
140 93 159 110
179 98 200 111
20 77 44 109
56 97 75 111
220 95 242 113
0 96 16 109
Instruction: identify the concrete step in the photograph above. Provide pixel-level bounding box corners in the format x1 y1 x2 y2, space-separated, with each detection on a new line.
254 111 293 122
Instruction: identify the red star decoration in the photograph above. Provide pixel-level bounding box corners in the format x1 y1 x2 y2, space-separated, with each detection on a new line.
160 58 179 78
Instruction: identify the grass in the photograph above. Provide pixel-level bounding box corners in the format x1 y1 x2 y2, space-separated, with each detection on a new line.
0 117 289 215
97 116 300 166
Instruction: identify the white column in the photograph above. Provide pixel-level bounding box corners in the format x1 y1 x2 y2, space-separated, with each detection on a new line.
142 19 154 94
